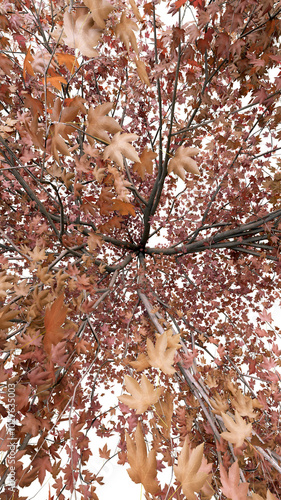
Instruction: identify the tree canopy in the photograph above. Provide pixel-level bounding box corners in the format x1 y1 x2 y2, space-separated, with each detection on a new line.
0 0 281 498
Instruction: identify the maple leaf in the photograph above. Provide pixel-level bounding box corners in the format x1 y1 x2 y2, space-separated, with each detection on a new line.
118 374 163 413
133 148 157 179
115 12 139 55
126 423 160 495
0 273 12 299
43 294 68 356
99 443 111 459
174 0 187 9
211 393 229 415
0 305 18 330
27 245 46 262
51 341 69 366
129 352 150 371
23 46 35 79
128 0 142 21
14 279 30 297
103 132 140 168
28 366 53 387
220 460 249 500
174 440 209 500
87 232 103 252
83 0 113 28
135 58 150 86
31 50 57 74
168 146 200 181
162 328 182 349
258 309 273 323
51 123 72 162
15 384 31 411
21 413 41 436
56 53 78 73
108 165 132 201
86 102 122 144
23 113 45 150
147 330 180 375
0 54 13 75
46 75 68 91
50 97 86 162
230 388 258 419
34 453 52 485
154 392 174 438
63 9 102 58
111 199 136 217
252 492 279 500
220 411 252 448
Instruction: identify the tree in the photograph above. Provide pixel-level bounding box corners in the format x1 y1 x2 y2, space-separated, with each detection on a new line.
0 0 281 498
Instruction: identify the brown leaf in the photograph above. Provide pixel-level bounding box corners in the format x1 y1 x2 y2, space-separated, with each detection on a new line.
174 440 209 500
23 46 35 79
129 352 150 371
135 58 150 86
21 413 41 436
147 330 180 375
118 374 163 413
126 423 160 495
115 12 139 55
15 384 31 411
63 9 102 58
87 233 104 252
128 0 143 21
86 102 122 144
111 199 136 217
99 443 111 459
43 294 68 355
154 392 174 438
103 132 140 168
230 388 258 419
220 460 249 500
168 146 200 181
23 113 45 150
0 305 18 330
83 0 114 28
220 410 252 448
133 148 156 179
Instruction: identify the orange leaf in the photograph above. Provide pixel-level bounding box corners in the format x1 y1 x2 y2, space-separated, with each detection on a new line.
23 46 35 80
45 76 67 90
133 148 156 179
111 199 136 217
56 53 78 73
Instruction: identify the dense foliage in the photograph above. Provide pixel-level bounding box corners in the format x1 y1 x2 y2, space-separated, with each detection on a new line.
0 0 281 498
